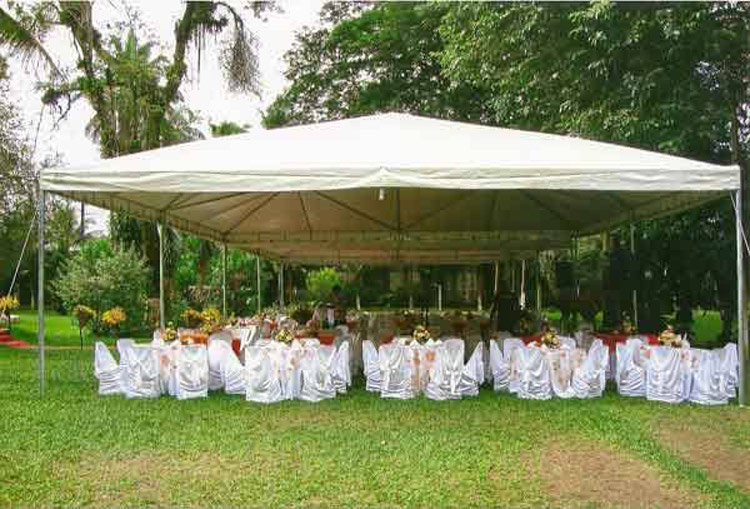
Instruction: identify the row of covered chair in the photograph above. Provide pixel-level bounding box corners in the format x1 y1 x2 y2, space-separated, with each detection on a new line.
488 338 609 400
94 333 351 403
615 337 738 405
362 338 484 400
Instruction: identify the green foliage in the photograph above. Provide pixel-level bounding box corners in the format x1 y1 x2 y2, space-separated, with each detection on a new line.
54 239 150 334
305 267 341 302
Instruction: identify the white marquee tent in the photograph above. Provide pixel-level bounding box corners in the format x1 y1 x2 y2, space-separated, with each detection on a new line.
38 113 747 402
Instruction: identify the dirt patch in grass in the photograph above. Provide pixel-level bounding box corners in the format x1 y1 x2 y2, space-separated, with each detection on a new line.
529 438 702 508
655 420 750 492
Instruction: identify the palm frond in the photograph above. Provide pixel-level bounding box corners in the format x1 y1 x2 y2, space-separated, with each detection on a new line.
0 7 63 79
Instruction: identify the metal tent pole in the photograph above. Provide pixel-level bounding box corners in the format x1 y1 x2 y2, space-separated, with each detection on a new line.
535 252 542 319
630 224 639 329
158 221 165 330
279 263 285 307
736 189 748 406
221 243 227 316
256 255 262 313
38 190 46 396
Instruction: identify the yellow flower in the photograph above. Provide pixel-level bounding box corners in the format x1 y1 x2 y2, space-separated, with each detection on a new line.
0 295 19 314
102 307 126 327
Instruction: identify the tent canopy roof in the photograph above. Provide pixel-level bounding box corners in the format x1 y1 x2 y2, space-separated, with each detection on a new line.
41 113 739 264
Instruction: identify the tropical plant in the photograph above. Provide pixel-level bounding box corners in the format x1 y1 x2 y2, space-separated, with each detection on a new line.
101 307 126 338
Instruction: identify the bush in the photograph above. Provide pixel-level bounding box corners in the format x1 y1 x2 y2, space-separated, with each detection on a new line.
305 267 341 302
54 239 150 334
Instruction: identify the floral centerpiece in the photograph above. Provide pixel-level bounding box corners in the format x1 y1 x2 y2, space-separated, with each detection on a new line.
658 325 682 347
102 307 126 338
517 316 533 336
621 314 636 335
0 295 19 331
163 322 178 343
538 327 561 349
275 327 294 344
72 304 96 350
412 325 431 344
181 307 202 329
199 307 223 335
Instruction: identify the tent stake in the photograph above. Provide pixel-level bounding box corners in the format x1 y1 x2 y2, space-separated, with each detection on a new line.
38 190 45 396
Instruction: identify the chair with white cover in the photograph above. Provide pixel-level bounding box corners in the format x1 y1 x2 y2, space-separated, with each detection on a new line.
121 344 161 399
615 339 646 397
282 340 304 400
220 341 246 395
175 344 209 400
488 340 510 392
245 346 284 404
518 345 552 400
94 342 122 395
715 343 738 400
362 340 382 392
689 349 728 405
503 338 525 394
440 338 466 399
331 341 351 393
559 336 577 350
207 339 226 391
646 346 688 404
572 340 609 399
379 343 416 399
299 344 336 402
424 342 449 401
459 342 484 397
116 338 135 391
547 348 576 399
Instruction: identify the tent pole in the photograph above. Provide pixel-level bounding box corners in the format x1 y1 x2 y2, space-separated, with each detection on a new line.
494 261 500 295
736 189 748 406
38 190 45 396
630 224 638 329
158 221 165 330
536 252 542 319
256 255 262 313
520 259 526 309
221 243 227 317
279 263 285 307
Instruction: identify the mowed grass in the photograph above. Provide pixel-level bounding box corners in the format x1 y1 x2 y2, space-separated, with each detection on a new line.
2 309 749 507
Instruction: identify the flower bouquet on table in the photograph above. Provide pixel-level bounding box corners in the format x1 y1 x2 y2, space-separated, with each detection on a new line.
613 313 636 335
275 327 295 344
536 327 561 349
102 307 126 339
658 325 682 348
162 322 178 343
411 325 431 344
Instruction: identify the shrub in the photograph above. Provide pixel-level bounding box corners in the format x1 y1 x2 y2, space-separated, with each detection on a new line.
54 240 150 334
305 267 341 302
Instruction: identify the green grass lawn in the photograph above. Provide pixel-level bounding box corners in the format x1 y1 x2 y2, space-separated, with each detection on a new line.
2 349 750 508
2 308 747 507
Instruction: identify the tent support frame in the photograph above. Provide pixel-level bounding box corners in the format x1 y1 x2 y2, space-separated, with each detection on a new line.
736 189 747 406
158 221 165 330
38 190 46 395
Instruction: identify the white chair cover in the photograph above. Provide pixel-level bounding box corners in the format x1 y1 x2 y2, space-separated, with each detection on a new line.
245 346 284 404
689 349 728 405
646 346 688 404
116 338 135 392
441 338 466 399
211 341 246 395
518 345 552 400
94 342 121 395
615 339 646 397
299 345 336 402
559 336 577 350
503 338 525 394
206 339 226 391
283 340 304 400
489 340 510 392
151 329 164 345
175 344 209 400
715 343 738 400
331 341 351 393
547 348 576 399
362 340 382 392
121 345 161 399
572 340 609 399
424 342 449 401
379 343 416 399
459 343 484 397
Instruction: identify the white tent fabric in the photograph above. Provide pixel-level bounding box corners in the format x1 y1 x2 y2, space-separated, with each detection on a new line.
40 113 739 264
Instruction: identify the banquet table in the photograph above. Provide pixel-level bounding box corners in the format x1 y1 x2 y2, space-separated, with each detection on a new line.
595 333 659 352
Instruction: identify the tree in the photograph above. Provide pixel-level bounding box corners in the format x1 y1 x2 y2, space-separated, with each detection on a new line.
210 120 249 136
263 2 489 128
